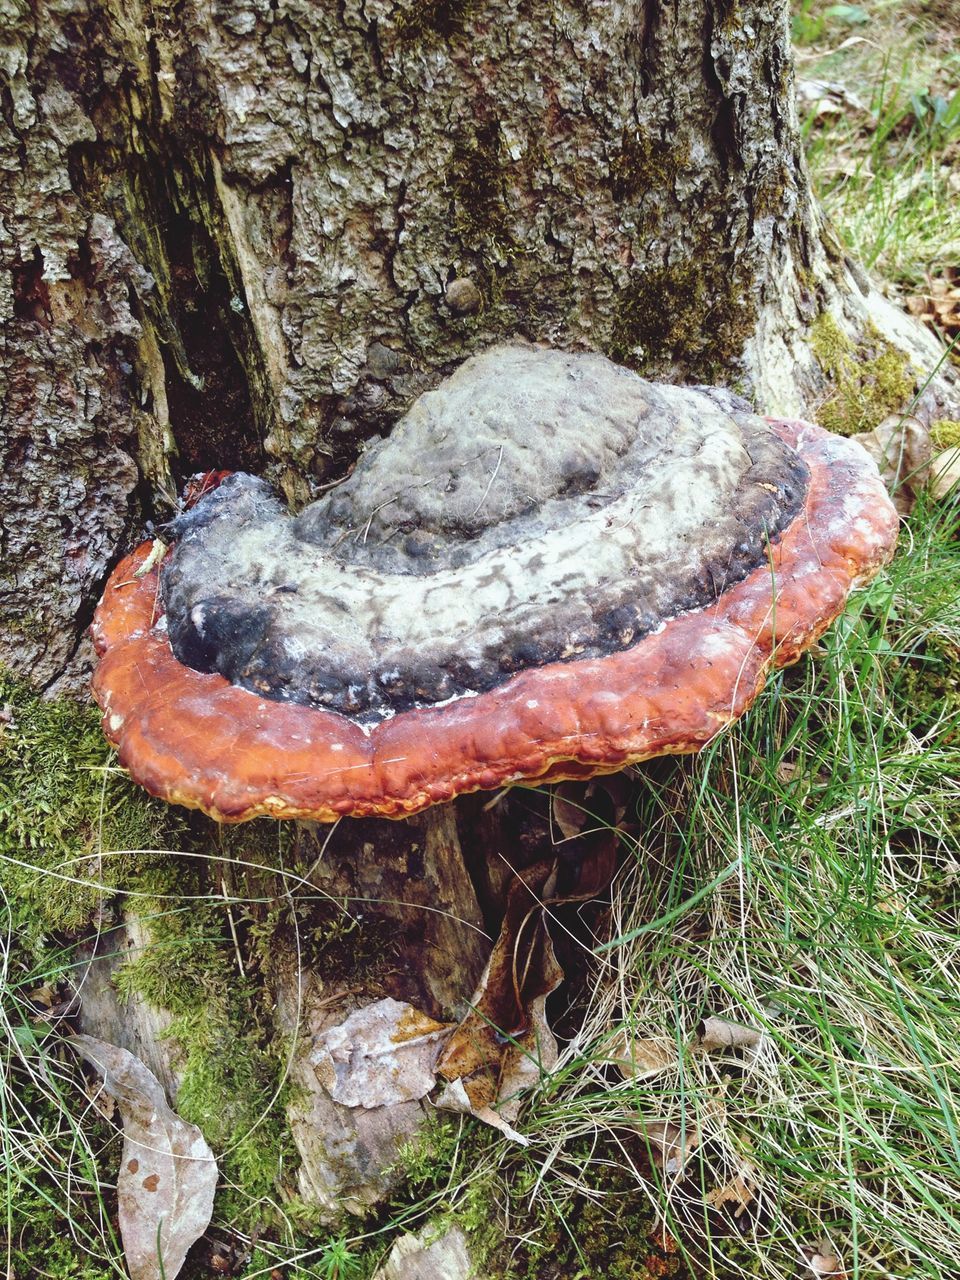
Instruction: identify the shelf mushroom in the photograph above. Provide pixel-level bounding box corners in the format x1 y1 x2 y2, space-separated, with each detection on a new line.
91 343 898 823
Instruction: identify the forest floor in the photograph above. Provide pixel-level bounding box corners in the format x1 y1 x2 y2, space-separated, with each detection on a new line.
3 3 960 1279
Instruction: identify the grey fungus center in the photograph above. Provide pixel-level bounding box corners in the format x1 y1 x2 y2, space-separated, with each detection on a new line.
160 344 809 721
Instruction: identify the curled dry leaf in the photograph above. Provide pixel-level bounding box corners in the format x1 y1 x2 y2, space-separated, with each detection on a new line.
551 781 591 840
309 997 452 1108
132 538 168 580
906 267 960 343
70 1035 217 1280
706 1167 758 1217
552 776 630 844
435 1077 529 1146
437 813 619 1140
850 415 931 515
698 1016 762 1053
437 860 563 1139
931 447 960 500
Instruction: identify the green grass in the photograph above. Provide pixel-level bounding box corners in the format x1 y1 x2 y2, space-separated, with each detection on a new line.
0 910 125 1278
4 5 960 1274
796 0 960 290
4 500 960 1278
481 486 960 1278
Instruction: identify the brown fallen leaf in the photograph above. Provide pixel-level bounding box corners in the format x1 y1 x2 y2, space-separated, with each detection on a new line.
796 78 868 119
438 797 620 1139
635 1117 701 1176
70 1036 217 1280
605 1030 675 1080
850 415 931 515
437 860 564 1138
27 982 56 1010
551 782 591 840
435 1076 529 1146
706 1167 758 1217
82 1075 117 1121
551 777 629 846
698 1015 762 1053
907 267 960 343
931 447 960 500
802 1240 847 1277
309 997 452 1108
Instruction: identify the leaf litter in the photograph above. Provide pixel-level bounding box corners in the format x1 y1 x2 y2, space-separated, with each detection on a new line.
70 1035 217 1280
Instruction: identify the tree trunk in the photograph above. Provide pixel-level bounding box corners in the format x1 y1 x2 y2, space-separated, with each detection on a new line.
3 0 956 692
4 0 957 1232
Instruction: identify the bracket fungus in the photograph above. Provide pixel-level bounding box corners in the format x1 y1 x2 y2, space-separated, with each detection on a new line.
92 343 898 823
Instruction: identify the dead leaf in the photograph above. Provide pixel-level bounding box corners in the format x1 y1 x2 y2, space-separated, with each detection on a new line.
435 1077 529 1146
698 1016 763 1053
605 1030 675 1080
309 997 452 1108
133 538 168 580
775 759 800 784
802 1241 847 1277
437 860 563 1137
930 447 960 499
850 415 931 514
70 1036 217 1280
907 267 960 344
550 782 621 903
706 1168 758 1217
551 777 627 847
635 1118 701 1176
83 1075 117 1121
27 982 56 1010
437 800 620 1139
796 78 868 119
551 783 590 840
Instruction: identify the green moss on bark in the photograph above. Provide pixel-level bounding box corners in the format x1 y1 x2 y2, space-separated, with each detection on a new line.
809 312 917 436
447 120 513 262
610 259 755 381
931 419 960 448
394 0 479 39
609 128 689 202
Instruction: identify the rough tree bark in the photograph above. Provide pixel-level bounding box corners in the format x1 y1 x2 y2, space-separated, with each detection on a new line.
3 0 956 690
3 0 957 1227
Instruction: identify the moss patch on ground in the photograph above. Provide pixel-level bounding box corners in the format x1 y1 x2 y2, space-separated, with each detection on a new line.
111 865 298 1224
0 672 301 1270
809 311 917 435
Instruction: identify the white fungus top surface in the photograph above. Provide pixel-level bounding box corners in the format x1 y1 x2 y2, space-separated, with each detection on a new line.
161 344 808 719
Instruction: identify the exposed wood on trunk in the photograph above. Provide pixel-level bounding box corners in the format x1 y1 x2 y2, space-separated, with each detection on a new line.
74 918 182 1102
413 806 491 1015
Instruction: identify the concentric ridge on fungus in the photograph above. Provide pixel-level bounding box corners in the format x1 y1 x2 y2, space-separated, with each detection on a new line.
91 343 899 823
